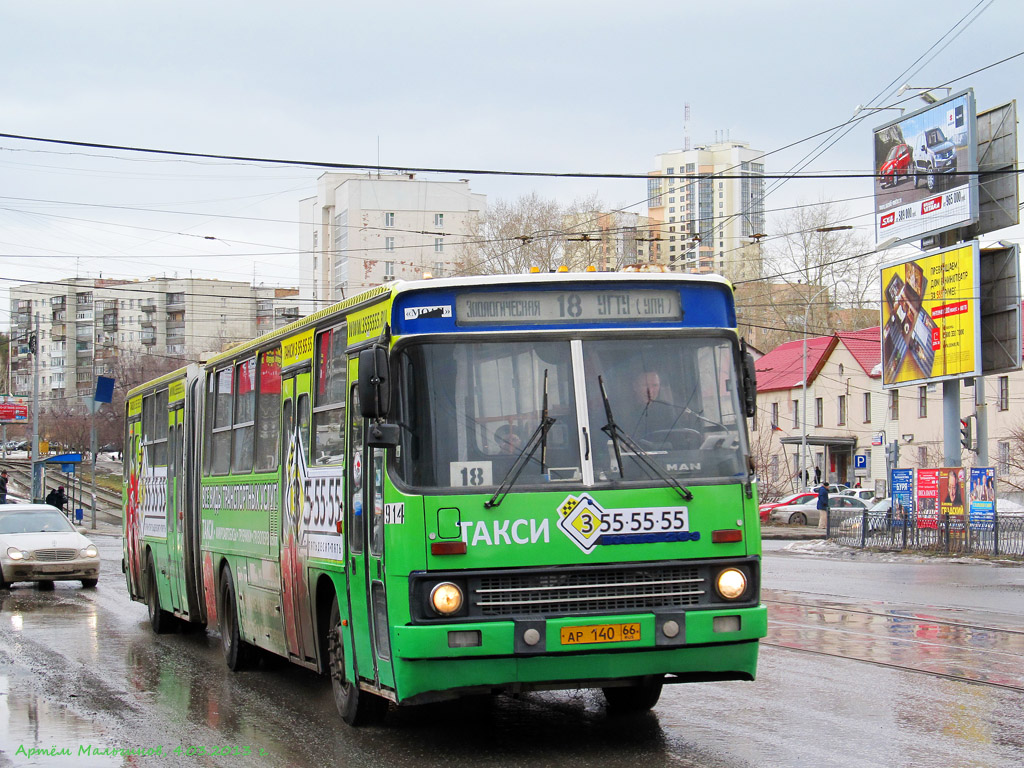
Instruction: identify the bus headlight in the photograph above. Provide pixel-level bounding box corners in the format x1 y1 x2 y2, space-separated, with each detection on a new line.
429 582 464 616
715 568 747 600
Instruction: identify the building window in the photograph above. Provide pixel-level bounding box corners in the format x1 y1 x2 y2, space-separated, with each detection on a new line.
918 446 928 468
998 441 1010 474
385 237 395 252
815 398 823 428
434 237 444 253
999 376 1009 410
770 454 779 481
918 386 927 418
890 390 899 420
770 402 779 429
792 399 799 428
385 212 395 227
384 262 395 277
863 392 871 423
434 213 443 227
837 395 846 426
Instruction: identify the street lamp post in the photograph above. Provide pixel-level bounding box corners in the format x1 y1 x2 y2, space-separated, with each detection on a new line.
799 285 830 489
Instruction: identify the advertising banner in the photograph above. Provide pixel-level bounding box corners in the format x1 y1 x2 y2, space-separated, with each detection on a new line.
881 242 980 387
917 468 940 529
873 89 977 245
938 466 967 529
0 395 28 423
890 468 915 525
968 467 995 530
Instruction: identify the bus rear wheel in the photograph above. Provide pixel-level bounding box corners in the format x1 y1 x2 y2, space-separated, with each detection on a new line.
219 566 257 671
146 555 175 634
602 677 664 713
328 601 388 726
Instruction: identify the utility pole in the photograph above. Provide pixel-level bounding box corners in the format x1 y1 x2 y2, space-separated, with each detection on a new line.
30 312 41 500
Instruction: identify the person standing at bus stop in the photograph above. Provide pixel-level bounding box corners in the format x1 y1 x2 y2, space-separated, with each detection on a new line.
0 471 8 504
45 485 67 515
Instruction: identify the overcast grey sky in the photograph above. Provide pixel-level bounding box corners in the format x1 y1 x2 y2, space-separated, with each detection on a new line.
1 0 1021 328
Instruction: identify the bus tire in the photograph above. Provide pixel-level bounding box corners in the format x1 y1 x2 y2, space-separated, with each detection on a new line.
328 601 388 726
219 566 257 671
146 555 175 634
602 677 663 713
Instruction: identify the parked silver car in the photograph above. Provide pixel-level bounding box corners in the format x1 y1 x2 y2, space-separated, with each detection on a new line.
769 495 869 526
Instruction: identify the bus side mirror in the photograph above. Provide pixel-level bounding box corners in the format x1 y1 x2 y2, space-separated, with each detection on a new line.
740 340 757 419
358 346 391 419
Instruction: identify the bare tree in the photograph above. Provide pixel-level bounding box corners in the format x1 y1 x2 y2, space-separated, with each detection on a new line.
455 193 613 276
756 199 880 341
749 417 795 502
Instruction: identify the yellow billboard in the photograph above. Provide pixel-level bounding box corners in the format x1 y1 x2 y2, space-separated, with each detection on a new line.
881 242 980 387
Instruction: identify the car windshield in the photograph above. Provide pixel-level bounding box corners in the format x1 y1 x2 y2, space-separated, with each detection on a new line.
393 335 747 491
0 510 76 534
925 128 948 147
886 145 902 161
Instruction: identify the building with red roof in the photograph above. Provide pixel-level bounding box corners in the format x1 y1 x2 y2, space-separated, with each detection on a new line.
752 326 897 499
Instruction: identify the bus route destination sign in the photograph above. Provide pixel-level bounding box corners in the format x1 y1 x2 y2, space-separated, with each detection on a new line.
456 289 682 325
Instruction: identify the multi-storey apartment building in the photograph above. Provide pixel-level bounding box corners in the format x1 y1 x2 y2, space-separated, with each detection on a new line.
9 277 296 404
646 141 766 283
299 172 486 309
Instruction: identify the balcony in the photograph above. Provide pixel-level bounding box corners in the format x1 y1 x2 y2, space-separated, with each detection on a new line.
50 323 67 341
96 347 119 361
141 332 156 346
141 317 155 329
165 293 186 310
76 342 92 358
103 319 118 331
141 300 156 313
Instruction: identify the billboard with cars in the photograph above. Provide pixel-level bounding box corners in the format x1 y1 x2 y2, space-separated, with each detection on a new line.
873 89 978 245
880 241 980 387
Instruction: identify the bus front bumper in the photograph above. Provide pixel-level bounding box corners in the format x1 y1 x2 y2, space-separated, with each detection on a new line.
391 605 767 703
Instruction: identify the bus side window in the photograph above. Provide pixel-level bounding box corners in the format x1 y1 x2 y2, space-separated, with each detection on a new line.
296 393 311 464
348 384 364 554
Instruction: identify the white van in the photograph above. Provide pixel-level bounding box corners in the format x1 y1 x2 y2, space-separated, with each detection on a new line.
911 127 957 192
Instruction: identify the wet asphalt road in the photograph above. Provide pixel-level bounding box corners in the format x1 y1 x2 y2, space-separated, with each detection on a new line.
1 535 1023 767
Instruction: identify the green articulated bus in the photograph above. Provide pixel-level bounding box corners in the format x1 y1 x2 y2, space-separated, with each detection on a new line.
123 272 766 725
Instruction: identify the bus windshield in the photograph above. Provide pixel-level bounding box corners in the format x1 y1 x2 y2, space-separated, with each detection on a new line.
394 335 746 491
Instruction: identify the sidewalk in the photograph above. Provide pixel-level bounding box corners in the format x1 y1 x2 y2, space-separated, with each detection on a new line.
760 525 825 540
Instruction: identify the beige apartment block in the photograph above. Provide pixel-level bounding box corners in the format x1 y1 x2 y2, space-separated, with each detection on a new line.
299 172 486 310
9 277 288 406
646 141 766 283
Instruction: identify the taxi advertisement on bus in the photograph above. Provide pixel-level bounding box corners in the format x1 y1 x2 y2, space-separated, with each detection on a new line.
881 241 980 387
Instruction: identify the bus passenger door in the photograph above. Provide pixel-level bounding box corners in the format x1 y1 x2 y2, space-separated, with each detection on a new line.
165 407 184 612
279 370 316 663
346 372 395 692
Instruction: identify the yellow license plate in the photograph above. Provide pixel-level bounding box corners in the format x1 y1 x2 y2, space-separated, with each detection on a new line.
560 622 641 645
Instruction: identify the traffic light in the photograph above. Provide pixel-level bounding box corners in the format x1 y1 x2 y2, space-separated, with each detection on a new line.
27 333 37 355
886 439 900 467
960 416 973 451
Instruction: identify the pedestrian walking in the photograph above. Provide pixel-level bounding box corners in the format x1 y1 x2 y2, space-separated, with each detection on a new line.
0 470 8 504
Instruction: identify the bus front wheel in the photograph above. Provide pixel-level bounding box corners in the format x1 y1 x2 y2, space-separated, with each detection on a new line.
219 566 257 671
328 601 388 726
602 677 664 713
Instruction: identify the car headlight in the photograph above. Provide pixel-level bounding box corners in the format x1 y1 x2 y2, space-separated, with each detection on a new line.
429 582 464 616
715 568 748 600
7 547 27 561
81 545 98 558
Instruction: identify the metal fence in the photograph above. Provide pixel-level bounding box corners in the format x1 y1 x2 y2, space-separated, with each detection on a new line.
827 510 1024 558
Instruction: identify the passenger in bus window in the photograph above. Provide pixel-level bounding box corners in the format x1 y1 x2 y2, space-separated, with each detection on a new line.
494 424 523 455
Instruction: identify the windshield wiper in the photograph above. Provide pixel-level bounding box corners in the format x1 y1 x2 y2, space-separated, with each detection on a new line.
485 370 555 509
598 375 692 502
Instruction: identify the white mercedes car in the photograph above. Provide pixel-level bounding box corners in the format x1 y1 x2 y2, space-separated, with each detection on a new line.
0 504 100 589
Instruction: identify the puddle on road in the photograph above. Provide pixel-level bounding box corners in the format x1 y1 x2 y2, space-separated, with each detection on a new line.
0 674 124 767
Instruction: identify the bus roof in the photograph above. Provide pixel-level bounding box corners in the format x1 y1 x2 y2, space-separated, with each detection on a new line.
187 272 737 373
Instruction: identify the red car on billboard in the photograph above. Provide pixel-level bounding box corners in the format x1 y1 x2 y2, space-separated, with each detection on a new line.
880 143 913 188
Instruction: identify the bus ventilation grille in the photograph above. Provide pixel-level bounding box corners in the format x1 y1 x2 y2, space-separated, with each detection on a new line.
473 565 705 617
